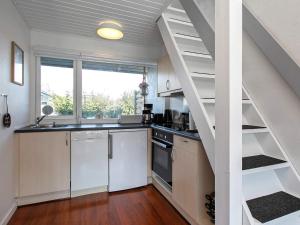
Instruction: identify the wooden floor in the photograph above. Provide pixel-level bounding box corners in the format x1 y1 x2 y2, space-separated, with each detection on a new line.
9 185 189 225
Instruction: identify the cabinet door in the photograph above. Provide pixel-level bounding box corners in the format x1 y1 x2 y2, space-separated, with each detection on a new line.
167 57 181 91
157 54 169 93
109 130 147 192
158 53 181 94
19 132 70 197
172 135 214 224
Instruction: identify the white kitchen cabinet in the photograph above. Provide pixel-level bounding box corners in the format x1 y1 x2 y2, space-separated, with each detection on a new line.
158 53 170 93
168 57 181 91
172 135 214 224
71 131 108 197
109 129 148 192
157 53 181 94
18 132 70 198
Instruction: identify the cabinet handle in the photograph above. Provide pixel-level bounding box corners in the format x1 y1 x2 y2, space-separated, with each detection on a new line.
66 133 69 146
152 140 169 149
108 134 113 159
166 80 170 90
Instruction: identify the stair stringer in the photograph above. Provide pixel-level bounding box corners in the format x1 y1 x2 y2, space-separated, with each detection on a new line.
182 0 300 183
158 13 256 223
181 0 300 100
242 85 300 224
160 2 300 224
158 14 216 172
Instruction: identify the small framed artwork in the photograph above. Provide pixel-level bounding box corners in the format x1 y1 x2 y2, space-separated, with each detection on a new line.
11 41 24 86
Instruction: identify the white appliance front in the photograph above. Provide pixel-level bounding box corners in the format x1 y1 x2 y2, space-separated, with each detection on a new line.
71 131 108 195
109 129 147 192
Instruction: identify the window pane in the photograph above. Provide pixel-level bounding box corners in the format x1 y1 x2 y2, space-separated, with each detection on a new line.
82 62 143 119
41 57 74 116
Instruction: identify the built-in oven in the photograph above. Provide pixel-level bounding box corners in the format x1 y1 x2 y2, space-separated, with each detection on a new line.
152 128 173 190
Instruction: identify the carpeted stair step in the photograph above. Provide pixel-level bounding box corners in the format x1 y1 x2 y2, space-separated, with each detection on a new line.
247 191 300 223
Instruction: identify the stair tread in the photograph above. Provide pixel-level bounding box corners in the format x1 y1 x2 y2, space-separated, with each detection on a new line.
182 51 212 59
167 6 186 14
201 98 251 104
213 125 266 130
243 155 286 171
169 17 191 24
202 97 250 100
242 125 266 129
167 17 193 26
175 33 201 40
174 33 202 42
191 72 215 79
247 191 300 223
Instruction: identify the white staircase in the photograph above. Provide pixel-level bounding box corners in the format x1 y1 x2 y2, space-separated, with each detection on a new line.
158 2 300 225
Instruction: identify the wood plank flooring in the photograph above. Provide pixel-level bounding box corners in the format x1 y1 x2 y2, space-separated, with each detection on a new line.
8 185 189 225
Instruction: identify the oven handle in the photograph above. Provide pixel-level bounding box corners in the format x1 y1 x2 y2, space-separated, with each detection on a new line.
152 139 171 149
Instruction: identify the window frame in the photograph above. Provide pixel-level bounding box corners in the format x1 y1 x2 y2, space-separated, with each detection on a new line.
36 55 77 123
35 55 146 124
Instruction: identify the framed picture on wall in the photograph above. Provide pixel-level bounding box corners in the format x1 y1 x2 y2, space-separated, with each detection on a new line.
11 41 24 86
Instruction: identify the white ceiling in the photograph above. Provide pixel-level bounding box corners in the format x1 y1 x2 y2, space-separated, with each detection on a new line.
12 0 171 46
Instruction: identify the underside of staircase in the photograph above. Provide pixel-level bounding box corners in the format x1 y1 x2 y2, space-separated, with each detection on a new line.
158 1 300 224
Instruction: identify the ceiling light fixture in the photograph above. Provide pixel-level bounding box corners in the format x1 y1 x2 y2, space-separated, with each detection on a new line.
97 21 124 40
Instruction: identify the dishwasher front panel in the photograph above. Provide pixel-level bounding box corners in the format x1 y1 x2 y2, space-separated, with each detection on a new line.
71 131 108 195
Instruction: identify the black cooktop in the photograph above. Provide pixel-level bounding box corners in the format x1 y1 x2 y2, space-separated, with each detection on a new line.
154 123 186 131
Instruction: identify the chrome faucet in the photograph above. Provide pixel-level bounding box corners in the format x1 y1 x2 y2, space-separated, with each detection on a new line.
35 105 54 127
35 115 47 127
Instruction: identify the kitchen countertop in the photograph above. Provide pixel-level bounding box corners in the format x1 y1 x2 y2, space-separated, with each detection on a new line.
15 123 201 141
14 123 151 133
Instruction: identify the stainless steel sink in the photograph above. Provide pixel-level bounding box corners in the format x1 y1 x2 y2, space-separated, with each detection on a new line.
30 124 68 129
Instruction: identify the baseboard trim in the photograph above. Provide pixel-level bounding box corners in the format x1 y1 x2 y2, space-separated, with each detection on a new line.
0 203 17 225
71 186 107 198
17 190 70 206
147 176 153 184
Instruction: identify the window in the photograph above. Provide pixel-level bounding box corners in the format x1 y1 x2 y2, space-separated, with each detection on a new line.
40 57 74 116
37 57 147 121
82 61 144 119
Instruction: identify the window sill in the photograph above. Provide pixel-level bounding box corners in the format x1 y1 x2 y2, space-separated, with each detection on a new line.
80 118 119 124
39 117 120 125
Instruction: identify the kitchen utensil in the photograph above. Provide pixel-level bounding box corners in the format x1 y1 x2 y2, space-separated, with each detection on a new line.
189 112 196 130
180 113 189 130
144 104 153 111
2 94 11 128
164 109 173 124
142 110 154 124
153 113 164 124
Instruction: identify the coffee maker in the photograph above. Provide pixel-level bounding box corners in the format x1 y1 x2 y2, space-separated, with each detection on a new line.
143 104 154 124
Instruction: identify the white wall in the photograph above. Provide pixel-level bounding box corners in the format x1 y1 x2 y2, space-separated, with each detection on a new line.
0 0 30 224
244 0 300 66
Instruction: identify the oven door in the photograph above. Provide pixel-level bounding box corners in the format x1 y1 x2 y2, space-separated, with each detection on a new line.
152 139 173 187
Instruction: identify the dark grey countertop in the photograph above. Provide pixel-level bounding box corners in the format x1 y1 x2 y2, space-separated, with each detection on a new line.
15 123 201 141
15 123 151 133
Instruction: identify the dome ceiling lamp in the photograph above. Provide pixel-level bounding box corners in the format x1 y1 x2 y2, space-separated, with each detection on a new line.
97 21 124 40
